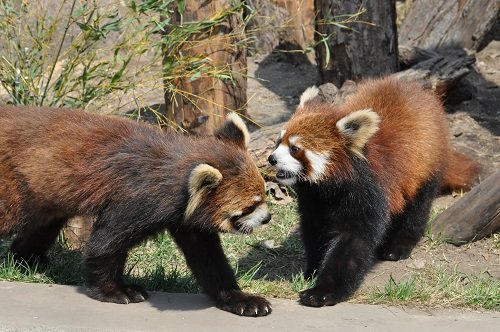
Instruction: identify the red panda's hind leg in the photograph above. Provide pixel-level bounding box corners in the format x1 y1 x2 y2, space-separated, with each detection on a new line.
377 174 441 261
84 250 148 304
11 215 68 265
83 226 148 304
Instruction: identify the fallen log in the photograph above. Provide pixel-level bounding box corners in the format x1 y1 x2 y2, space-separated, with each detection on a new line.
399 0 499 51
431 170 500 245
393 49 475 95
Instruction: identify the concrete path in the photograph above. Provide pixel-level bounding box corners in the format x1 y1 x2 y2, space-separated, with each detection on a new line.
0 281 498 332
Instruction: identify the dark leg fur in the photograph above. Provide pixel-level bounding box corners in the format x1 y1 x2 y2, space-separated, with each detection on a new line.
83 225 147 304
84 249 147 304
170 229 272 317
10 215 68 265
377 175 441 261
300 216 332 279
300 231 383 307
296 165 388 307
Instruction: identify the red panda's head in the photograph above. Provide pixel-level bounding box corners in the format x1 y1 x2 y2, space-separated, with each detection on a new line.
184 113 271 234
268 87 381 185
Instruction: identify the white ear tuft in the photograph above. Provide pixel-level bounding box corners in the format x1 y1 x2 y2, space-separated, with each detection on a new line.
185 164 223 219
336 108 380 158
227 112 250 146
299 86 320 108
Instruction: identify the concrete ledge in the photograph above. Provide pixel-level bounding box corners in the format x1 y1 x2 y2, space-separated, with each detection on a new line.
0 281 498 331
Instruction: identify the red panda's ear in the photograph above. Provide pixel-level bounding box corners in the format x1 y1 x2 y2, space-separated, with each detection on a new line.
295 86 320 116
185 164 223 219
336 109 380 158
215 112 250 149
299 86 320 107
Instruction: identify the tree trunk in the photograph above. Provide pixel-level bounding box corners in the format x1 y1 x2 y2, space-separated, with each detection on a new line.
399 0 500 52
163 1 247 135
314 0 399 86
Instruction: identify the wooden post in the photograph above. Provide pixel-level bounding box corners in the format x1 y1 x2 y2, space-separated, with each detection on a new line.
247 0 315 58
163 1 247 135
314 0 399 86
63 216 95 249
399 0 500 51
431 170 500 245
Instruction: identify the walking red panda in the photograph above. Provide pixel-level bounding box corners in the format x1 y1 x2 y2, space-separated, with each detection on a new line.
268 77 480 307
0 106 272 317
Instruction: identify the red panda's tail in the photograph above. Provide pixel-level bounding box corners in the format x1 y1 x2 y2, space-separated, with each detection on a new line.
441 150 481 193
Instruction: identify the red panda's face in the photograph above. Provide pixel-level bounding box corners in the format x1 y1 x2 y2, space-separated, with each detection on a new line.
184 113 271 234
214 159 270 234
268 114 344 185
268 89 381 186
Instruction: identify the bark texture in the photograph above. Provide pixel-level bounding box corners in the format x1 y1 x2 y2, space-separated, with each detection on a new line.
314 0 399 86
163 1 247 135
399 0 500 51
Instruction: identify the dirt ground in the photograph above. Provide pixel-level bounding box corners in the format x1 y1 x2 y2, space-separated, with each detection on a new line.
246 37 500 288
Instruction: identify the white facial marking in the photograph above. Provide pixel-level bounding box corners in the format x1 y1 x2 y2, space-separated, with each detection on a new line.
279 129 286 139
271 143 303 185
305 150 329 183
230 210 243 218
239 203 270 230
253 195 262 202
273 144 302 173
289 135 300 146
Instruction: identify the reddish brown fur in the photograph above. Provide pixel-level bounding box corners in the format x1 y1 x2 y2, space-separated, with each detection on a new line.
0 163 23 234
442 150 480 192
285 77 479 214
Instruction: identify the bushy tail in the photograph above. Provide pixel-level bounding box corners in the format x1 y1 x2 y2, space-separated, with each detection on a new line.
441 150 481 193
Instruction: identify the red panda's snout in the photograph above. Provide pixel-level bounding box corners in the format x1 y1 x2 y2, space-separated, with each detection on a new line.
268 143 304 185
217 158 272 234
224 201 271 234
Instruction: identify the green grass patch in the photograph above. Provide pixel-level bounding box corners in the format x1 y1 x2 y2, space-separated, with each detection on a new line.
361 269 500 311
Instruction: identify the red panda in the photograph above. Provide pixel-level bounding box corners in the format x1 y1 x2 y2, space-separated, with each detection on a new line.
268 77 480 307
0 106 272 317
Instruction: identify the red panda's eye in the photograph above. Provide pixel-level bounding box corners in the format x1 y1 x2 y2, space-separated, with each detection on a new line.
290 145 300 154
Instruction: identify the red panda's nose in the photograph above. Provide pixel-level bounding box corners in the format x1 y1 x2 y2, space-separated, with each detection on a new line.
268 154 277 166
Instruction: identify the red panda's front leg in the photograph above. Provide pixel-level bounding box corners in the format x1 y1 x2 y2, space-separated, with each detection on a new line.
170 229 272 317
298 183 389 308
299 230 383 307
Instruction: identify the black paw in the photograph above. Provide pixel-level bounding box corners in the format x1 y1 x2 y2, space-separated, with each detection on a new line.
87 283 148 304
217 290 272 317
299 287 342 307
